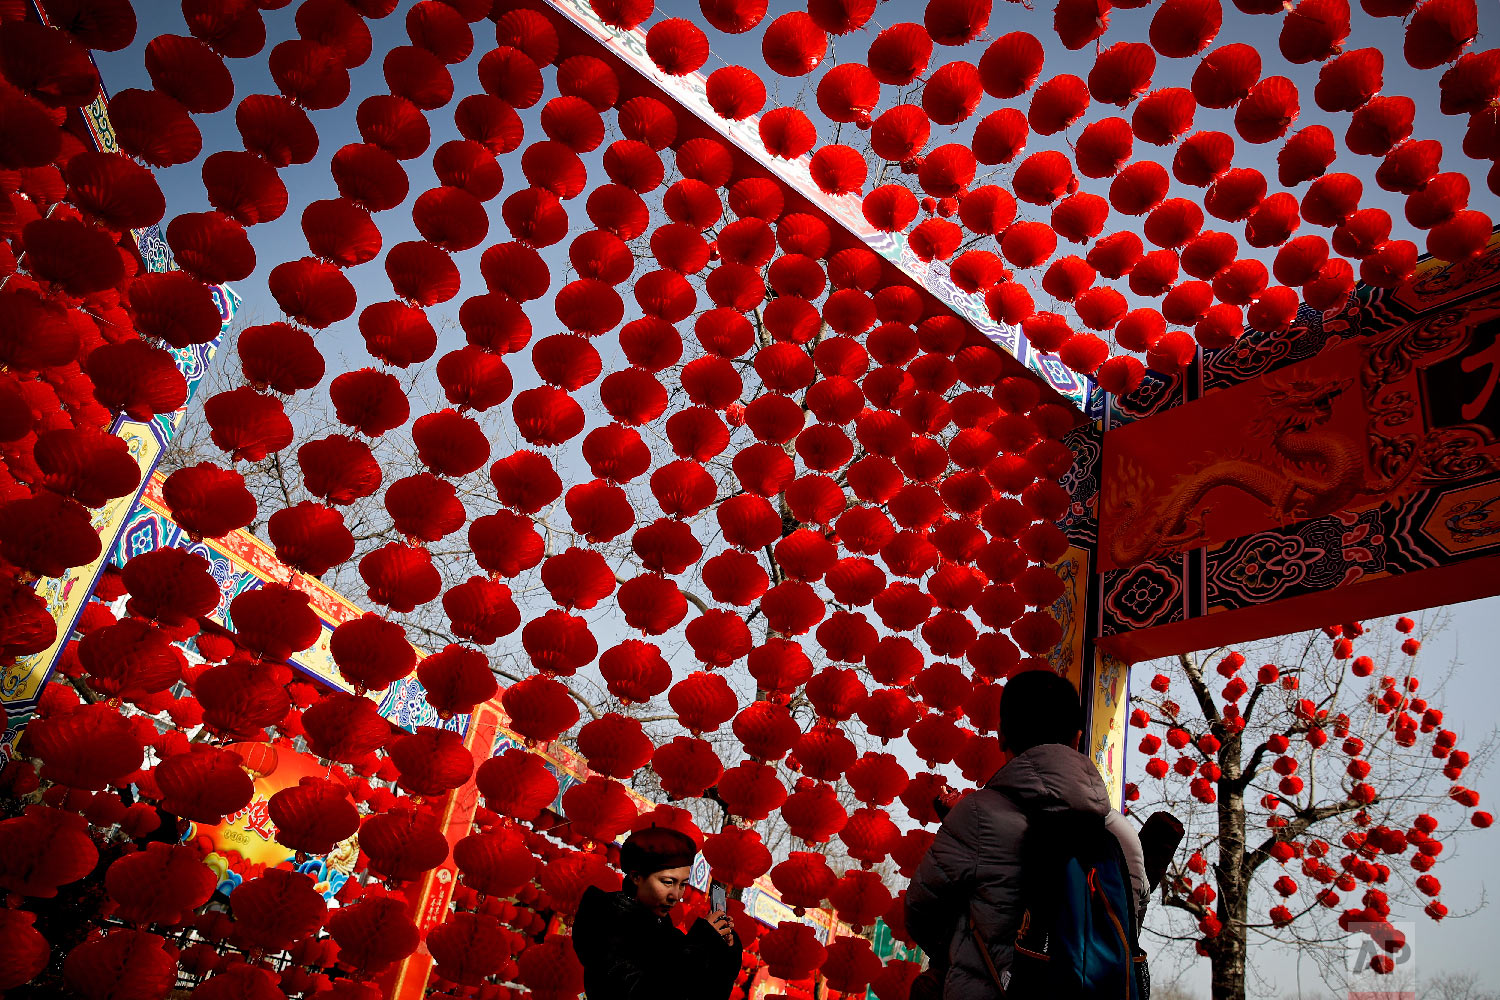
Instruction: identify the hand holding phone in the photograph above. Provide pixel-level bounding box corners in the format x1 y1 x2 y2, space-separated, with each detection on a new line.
707 883 733 945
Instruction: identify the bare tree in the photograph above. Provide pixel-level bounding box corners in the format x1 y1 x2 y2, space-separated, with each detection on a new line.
1425 971 1500 1000
1129 614 1497 999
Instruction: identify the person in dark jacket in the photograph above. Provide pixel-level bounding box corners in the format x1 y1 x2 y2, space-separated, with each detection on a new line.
572 826 742 1000
905 670 1147 999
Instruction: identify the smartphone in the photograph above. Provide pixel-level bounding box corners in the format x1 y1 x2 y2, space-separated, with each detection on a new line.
1138 811 1185 892
710 882 727 912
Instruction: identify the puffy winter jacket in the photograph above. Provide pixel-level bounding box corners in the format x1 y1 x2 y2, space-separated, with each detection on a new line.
904 743 1148 1000
571 885 742 1000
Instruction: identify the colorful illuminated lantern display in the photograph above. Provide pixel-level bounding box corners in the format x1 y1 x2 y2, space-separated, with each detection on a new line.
0 0 1497 996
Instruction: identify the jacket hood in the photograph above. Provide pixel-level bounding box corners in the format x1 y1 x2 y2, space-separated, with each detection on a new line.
984 743 1111 817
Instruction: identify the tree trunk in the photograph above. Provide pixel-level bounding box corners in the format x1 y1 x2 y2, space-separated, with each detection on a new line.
1213 711 1250 1000
1206 935 1254 1000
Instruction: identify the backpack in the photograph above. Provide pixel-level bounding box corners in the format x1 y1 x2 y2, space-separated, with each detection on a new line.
971 789 1148 1000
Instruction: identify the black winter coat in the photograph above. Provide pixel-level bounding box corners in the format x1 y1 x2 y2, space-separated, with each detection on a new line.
904 744 1148 1000
571 886 742 1000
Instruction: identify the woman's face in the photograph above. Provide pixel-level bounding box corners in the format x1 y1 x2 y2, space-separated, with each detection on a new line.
631 866 693 916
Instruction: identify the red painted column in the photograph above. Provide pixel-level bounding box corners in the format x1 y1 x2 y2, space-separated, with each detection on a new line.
380 700 503 1000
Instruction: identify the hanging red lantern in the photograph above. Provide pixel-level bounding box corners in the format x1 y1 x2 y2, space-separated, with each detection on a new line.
229 868 328 953
268 777 360 855
718 760 787 820
771 851 837 914
77 618 184 699
847 752 910 806
417 644 497 718
731 699 799 763
515 935 585 999
105 842 217 925
0 804 99 897
412 186 488 252
326 892 421 973
0 908 48 990
501 675 579 745
330 613 415 693
155 744 253 823
425 911 511 986
266 258 357 329
225 582 319 663
645 17 708 75
86 339 189 420
410 407 489 477
796 725 859 782
441 576 519 647
1405 0 1478 69
762 11 826 77
576 713 653 779
682 609 752 670
668 672 738 734
266 502 354 578
361 805 450 882
62 930 177 1000
858 688 920 744
475 748 558 821
359 542 441 612
522 612 596 675
819 63 879 129
702 826 772 889
782 778 848 844
193 659 291 739
646 735 720 800
236 323 324 395
302 691 392 764
925 60 985 124
563 775 638 843
599 639 673 703
861 22 928 86
23 701 141 790
453 827 536 896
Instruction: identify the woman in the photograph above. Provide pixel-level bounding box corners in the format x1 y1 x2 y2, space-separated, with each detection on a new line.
572 826 742 1000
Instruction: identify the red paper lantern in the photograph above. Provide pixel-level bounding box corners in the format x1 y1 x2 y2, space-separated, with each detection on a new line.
0 908 48 990
155 744 253 823
267 778 360 856
361 805 450 882
475 748 558 821
453 827 536 896
388 726 474 797
0 804 100 897
652 735 724 799
62 930 177 1000
105 842 217 925
500 675 579 744
599 639 672 703
24 701 142 790
760 920 827 980
417 643 498 718
326 893 421 973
